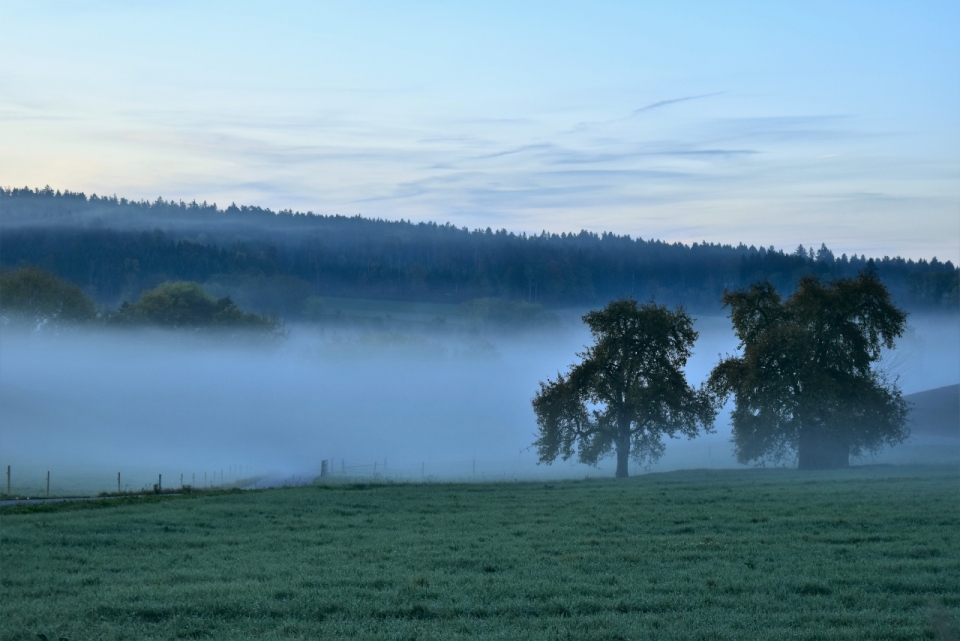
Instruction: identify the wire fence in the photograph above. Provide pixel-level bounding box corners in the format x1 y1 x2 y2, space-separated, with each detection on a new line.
1 462 261 499
308 442 746 484
330 441 960 482
3 438 955 499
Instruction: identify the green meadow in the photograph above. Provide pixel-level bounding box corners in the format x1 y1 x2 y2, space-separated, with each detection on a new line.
2 466 958 640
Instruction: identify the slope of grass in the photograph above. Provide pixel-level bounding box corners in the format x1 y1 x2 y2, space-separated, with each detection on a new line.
2 466 958 640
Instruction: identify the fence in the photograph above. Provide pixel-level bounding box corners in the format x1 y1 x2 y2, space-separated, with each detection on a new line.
0 443 759 497
311 438 960 484
4 437 955 498
1 462 262 499
312 444 739 484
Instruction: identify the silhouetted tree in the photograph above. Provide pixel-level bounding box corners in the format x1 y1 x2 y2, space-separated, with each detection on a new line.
532 300 717 477
708 273 909 469
0 266 96 324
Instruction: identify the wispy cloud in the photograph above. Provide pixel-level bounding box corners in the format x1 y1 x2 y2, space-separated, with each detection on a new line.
705 115 852 143
470 143 555 161
546 147 758 165
450 139 758 168
571 92 724 132
350 165 710 214
632 92 724 115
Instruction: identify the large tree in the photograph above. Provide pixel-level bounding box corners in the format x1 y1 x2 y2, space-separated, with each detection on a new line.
532 300 717 478
708 273 909 469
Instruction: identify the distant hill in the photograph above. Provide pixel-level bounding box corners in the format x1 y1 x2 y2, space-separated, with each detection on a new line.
905 385 959 438
2 186 957 313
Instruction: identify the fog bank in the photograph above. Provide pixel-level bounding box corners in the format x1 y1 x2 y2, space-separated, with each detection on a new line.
1 313 956 494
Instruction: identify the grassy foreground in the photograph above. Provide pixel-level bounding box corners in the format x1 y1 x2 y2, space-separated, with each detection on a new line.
1 466 958 640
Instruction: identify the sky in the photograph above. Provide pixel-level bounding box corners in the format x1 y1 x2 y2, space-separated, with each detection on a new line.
1 1 958 262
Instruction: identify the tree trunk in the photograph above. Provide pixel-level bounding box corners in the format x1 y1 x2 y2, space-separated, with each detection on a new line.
798 429 850 469
615 440 630 478
615 414 630 478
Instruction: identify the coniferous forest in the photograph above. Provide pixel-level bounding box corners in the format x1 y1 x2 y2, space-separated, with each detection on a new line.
2 186 957 316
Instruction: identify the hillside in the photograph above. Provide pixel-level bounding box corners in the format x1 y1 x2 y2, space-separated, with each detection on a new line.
905 384 960 438
2 187 957 314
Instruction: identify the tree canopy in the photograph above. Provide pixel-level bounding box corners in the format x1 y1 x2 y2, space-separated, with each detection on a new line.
111 281 277 332
532 300 717 477
0 266 97 324
708 273 910 469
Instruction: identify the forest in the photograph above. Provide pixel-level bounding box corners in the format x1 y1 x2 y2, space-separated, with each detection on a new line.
2 187 957 317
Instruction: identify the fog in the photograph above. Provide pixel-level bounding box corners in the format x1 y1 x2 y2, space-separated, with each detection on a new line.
1 312 957 494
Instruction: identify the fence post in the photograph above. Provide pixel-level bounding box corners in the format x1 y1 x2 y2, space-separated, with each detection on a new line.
46 471 50 497
180 473 183 488
6 465 9 495
320 460 328 477
158 474 162 491
117 472 121 494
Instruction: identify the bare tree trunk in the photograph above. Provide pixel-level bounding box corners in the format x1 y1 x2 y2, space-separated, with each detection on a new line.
615 415 630 478
615 442 629 478
798 428 850 469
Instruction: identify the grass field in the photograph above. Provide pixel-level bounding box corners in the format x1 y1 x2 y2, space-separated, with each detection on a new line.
2 466 958 640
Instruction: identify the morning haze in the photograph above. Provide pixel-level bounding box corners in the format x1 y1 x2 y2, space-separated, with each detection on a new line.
0 186 958 487
3 320 957 484
1 3 959 639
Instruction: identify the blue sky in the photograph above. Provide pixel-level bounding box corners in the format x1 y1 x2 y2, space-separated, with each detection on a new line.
2 1 958 261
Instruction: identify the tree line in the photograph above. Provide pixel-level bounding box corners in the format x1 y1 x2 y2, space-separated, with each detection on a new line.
2 187 957 314
0 266 277 335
